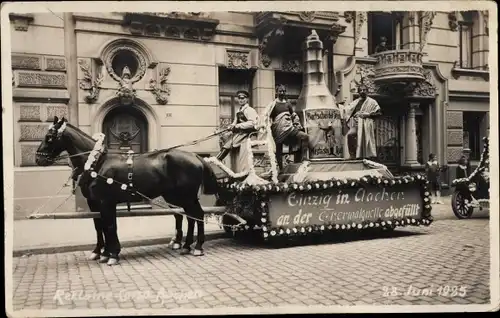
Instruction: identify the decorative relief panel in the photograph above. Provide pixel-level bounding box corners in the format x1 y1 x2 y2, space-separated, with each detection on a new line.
11 55 42 70
17 71 66 88
20 124 50 141
447 146 463 163
45 57 66 71
447 130 464 146
19 105 41 121
226 50 250 69
446 111 463 129
46 105 68 122
21 145 38 166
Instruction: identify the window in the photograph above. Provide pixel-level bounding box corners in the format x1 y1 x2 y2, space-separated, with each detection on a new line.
459 12 474 69
368 12 403 55
463 111 485 160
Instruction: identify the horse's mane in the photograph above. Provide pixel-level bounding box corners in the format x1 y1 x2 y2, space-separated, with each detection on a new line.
65 122 99 142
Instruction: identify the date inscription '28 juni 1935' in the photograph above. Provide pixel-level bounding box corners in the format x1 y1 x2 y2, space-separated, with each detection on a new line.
268 186 424 227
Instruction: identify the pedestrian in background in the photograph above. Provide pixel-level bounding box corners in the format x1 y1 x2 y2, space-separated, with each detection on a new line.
456 155 469 179
425 153 443 204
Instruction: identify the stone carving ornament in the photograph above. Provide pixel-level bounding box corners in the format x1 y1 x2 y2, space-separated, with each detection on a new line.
78 60 104 104
281 58 301 73
354 12 367 49
298 12 316 22
149 67 171 105
351 63 436 97
227 51 249 69
104 46 147 84
117 66 137 106
448 12 458 31
419 11 437 52
344 11 355 23
351 63 376 94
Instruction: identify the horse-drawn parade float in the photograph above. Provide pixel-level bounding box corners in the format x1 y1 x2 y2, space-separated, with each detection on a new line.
32 30 433 266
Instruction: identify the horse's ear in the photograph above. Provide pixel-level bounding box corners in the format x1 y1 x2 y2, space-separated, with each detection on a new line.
60 116 66 123
53 116 59 124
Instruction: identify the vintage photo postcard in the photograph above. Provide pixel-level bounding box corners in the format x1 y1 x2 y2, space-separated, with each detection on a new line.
2 0 498 316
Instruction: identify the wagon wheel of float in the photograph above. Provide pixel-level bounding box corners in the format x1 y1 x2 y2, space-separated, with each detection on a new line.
451 190 474 219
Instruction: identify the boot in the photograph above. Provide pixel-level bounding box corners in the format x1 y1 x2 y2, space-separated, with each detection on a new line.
436 191 443 204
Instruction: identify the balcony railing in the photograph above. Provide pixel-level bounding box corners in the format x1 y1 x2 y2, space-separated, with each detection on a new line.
371 49 425 85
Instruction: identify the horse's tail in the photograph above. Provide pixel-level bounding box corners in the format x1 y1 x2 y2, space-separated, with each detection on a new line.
201 158 219 195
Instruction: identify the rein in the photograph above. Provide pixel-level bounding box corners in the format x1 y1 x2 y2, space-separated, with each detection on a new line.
49 127 230 161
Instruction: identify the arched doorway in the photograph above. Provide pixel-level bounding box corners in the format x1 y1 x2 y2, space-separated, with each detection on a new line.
102 106 148 153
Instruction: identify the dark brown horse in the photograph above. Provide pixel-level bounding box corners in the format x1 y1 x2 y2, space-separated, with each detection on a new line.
35 116 220 265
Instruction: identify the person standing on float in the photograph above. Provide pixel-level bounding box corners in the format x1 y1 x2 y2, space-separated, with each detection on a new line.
216 90 259 173
340 84 381 160
262 84 310 171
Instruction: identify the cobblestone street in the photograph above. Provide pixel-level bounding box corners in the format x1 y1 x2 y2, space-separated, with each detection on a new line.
10 207 493 313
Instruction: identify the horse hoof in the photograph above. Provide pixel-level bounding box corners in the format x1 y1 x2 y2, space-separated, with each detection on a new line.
192 249 204 257
88 252 100 261
98 255 109 263
171 243 181 250
107 258 119 266
180 248 191 255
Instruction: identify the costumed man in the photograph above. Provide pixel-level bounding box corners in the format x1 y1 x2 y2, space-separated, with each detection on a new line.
216 90 259 173
262 84 310 171
340 84 381 160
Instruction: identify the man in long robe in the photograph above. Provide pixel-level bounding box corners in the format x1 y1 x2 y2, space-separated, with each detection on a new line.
216 90 259 173
341 85 381 159
262 84 310 170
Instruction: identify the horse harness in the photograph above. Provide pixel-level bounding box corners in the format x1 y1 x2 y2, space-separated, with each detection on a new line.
125 150 136 211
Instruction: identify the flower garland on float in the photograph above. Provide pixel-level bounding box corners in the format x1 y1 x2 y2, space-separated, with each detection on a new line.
223 172 434 238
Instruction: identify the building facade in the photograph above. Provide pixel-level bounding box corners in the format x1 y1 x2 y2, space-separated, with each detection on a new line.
9 11 490 217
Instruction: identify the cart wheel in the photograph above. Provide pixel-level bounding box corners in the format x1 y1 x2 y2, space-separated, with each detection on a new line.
451 190 474 219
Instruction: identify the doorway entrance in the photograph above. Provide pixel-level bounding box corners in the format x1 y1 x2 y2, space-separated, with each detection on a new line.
103 106 148 153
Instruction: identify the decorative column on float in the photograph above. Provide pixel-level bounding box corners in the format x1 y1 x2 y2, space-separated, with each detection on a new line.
404 102 420 166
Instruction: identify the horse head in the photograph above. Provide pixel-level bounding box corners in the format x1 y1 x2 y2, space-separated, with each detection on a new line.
35 116 70 166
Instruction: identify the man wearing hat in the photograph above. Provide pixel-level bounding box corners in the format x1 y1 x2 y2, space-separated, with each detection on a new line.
216 90 259 173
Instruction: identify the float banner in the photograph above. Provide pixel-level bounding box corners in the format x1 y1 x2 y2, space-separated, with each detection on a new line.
268 186 424 227
303 108 342 158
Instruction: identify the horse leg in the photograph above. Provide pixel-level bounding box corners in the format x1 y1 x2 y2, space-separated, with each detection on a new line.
180 214 195 255
100 201 121 266
169 214 183 251
87 200 105 261
193 201 206 256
